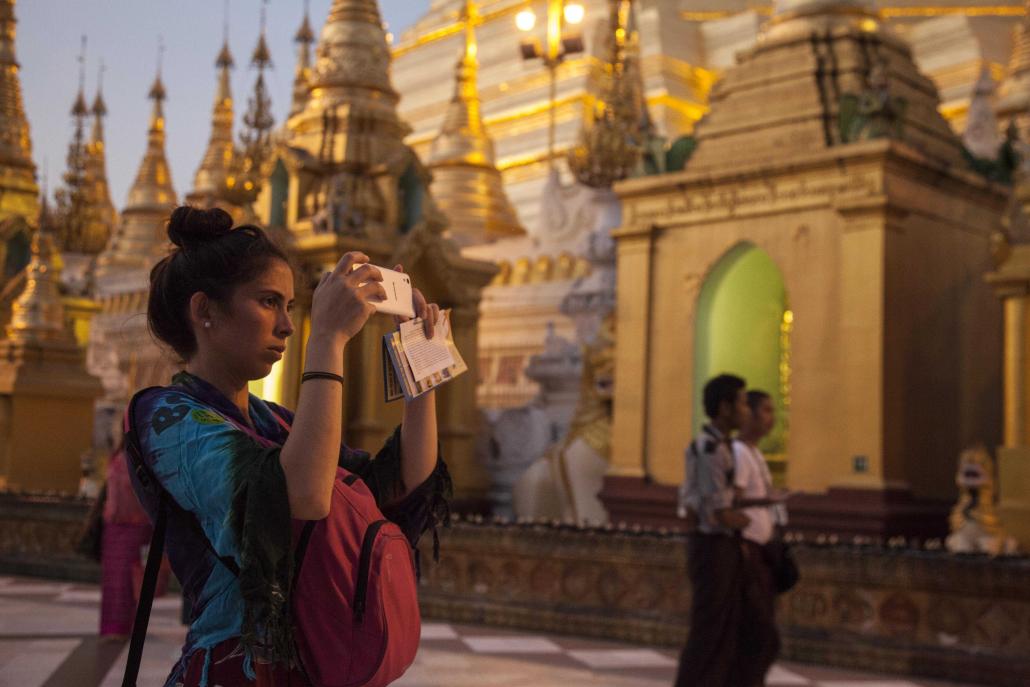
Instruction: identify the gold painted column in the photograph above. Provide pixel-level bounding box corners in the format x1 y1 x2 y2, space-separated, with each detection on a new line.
987 244 1030 550
608 223 653 480
1003 295 1029 447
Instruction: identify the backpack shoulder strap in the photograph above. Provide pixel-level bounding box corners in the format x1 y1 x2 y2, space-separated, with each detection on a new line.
120 386 246 687
121 388 166 687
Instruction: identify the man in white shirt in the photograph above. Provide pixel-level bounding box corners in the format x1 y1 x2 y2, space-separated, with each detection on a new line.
730 390 786 686
733 391 787 546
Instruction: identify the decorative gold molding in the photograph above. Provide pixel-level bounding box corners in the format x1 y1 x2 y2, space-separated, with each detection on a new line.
391 1 524 58
681 5 1026 21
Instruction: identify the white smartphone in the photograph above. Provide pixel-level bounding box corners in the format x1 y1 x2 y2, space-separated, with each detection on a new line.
352 264 415 319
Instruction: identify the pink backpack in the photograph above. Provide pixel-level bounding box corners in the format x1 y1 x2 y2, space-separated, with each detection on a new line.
291 467 421 687
122 390 421 687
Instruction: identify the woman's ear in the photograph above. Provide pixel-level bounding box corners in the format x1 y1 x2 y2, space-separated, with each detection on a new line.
188 291 212 331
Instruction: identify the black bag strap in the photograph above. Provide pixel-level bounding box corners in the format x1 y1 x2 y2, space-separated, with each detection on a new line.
121 490 166 687
121 387 164 687
118 387 235 686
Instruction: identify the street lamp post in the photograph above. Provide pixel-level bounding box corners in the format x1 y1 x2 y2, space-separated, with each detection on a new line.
516 1 586 171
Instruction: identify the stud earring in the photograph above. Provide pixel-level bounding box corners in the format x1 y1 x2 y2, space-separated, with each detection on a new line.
204 321 212 329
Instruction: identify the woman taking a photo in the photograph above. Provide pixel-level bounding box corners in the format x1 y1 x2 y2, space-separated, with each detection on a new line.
129 206 449 686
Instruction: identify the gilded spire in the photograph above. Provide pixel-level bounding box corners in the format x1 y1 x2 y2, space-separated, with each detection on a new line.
997 1 1030 137
189 35 237 206
54 38 96 253
428 0 523 246
290 0 315 117
307 0 399 107
95 52 178 282
127 67 175 210
7 198 69 343
567 0 645 189
0 0 38 221
71 37 89 119
227 4 274 207
84 64 116 253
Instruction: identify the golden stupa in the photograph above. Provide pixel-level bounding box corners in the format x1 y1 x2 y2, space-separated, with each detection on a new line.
426 0 524 247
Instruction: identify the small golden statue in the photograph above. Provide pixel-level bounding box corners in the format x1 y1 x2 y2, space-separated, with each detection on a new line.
946 446 1018 555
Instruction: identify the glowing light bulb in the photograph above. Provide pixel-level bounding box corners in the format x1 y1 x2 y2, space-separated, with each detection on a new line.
564 3 585 25
516 9 537 32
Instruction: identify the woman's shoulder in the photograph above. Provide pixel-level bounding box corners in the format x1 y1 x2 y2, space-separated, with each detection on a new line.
132 386 229 443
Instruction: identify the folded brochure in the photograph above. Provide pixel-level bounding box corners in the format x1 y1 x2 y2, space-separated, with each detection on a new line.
383 309 467 402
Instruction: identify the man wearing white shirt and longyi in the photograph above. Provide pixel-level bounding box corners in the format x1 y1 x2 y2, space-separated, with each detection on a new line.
732 389 788 685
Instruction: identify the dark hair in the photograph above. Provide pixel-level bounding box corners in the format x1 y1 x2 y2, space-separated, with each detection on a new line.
147 206 291 360
703 374 746 419
746 389 772 412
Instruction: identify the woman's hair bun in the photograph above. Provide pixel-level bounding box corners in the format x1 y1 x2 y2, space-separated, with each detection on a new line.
167 206 234 249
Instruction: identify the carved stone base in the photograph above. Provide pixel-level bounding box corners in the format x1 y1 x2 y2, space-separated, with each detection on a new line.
787 487 951 541
600 476 951 540
599 475 682 530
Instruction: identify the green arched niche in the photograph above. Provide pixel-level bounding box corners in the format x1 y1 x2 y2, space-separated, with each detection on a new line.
693 243 790 464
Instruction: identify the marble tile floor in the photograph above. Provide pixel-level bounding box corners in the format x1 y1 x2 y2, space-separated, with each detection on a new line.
0 576 978 687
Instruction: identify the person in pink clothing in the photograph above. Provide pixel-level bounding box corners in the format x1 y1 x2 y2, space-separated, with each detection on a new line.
100 442 169 638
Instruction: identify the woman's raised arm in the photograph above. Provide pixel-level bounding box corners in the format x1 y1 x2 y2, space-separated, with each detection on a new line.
279 252 385 520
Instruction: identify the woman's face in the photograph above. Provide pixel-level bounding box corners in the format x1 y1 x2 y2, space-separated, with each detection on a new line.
208 259 296 381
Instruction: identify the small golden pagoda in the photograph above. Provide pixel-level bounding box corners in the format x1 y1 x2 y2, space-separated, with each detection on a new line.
606 0 1007 535
290 2 316 119
186 36 237 210
53 47 114 261
94 71 177 286
0 202 101 493
426 0 524 248
84 75 118 250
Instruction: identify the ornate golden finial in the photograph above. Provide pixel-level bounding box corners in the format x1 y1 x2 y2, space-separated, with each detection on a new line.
295 0 314 43
251 1 272 69
0 0 39 221
96 44 177 280
189 14 237 206
307 0 397 103
567 0 645 188
71 36 88 118
130 61 173 209
223 0 273 208
81 59 116 254
427 0 523 246
94 50 178 279
53 36 108 254
91 60 106 119
7 196 69 343
290 0 315 117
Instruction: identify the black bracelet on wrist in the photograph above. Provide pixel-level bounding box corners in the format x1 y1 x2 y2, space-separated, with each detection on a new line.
301 371 345 385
